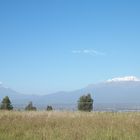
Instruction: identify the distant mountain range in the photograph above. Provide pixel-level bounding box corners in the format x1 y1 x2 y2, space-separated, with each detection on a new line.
0 76 140 110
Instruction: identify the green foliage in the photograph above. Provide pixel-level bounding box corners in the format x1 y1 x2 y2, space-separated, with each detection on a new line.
78 94 93 112
46 105 53 111
25 102 37 111
0 96 13 110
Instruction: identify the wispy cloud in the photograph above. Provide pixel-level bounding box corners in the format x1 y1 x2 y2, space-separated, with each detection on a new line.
72 49 105 56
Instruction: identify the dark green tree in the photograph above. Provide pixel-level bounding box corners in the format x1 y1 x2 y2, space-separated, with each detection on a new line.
78 94 93 112
0 96 13 110
25 102 37 111
46 105 53 111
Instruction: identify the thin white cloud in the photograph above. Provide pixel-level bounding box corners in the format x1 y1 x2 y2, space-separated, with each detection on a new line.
72 49 105 56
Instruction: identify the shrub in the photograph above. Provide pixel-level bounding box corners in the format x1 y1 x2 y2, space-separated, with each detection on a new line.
46 106 53 111
25 102 37 111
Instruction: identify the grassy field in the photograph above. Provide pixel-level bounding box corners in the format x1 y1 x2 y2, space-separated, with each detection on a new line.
0 111 140 140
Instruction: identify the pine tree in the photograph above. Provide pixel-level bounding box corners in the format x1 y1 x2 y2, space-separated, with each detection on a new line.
78 94 93 112
0 96 13 110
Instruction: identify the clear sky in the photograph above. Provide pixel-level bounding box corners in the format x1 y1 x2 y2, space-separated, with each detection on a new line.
0 0 140 94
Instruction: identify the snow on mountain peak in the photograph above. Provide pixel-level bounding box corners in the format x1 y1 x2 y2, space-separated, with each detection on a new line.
107 76 140 82
0 82 9 89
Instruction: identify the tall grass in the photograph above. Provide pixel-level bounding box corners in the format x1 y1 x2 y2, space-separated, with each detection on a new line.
0 111 140 140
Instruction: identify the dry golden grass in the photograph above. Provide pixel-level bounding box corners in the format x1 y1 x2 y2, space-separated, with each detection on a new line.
0 111 140 140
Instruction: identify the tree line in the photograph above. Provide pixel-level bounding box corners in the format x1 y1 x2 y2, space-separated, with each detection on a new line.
0 94 93 112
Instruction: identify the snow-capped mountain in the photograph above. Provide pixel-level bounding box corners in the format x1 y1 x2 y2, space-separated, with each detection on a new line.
107 76 140 82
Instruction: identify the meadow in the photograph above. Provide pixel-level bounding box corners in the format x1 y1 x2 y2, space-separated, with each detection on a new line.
0 111 140 140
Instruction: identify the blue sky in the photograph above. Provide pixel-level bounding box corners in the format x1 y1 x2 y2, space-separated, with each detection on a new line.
0 0 140 94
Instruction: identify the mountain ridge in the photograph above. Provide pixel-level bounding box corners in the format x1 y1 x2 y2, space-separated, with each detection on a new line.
0 76 140 110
